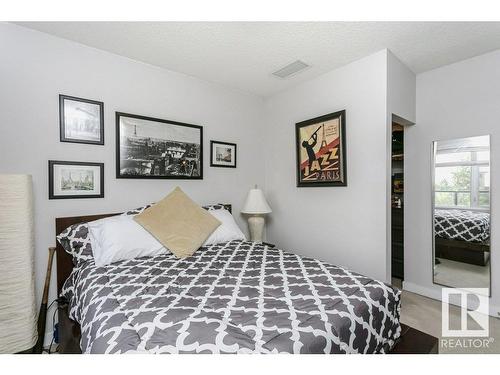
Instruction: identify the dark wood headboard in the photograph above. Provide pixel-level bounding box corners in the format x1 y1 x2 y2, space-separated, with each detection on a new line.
55 204 232 295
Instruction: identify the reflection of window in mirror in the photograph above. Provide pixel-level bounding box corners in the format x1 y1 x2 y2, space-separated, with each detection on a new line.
434 136 490 211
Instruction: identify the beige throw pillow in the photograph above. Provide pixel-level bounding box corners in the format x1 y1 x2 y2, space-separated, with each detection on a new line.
134 187 221 258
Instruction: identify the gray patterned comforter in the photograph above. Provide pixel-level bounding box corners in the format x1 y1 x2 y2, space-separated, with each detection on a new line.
62 240 401 354
434 209 490 243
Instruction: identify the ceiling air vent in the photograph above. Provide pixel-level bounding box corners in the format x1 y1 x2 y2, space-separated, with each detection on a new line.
272 60 310 79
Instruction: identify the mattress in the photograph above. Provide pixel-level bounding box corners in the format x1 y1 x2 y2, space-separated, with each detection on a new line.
434 209 490 243
61 240 401 354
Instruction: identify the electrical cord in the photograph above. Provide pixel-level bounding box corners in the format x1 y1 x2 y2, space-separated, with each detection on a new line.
41 298 59 354
46 299 57 311
48 306 58 354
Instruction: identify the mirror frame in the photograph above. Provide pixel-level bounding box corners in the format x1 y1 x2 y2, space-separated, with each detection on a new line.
431 135 491 297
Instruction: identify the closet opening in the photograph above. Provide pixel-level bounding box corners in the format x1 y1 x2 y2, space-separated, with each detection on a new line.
391 122 404 284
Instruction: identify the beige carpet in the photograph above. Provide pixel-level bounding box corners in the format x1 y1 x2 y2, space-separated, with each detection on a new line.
434 259 490 289
393 278 500 353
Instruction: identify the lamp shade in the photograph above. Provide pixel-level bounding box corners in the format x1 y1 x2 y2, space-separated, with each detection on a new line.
241 187 272 214
0 175 37 353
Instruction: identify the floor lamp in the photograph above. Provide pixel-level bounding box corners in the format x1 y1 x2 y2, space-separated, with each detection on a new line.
0 175 37 353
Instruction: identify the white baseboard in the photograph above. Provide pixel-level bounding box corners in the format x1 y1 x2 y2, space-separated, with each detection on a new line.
402 281 442 300
403 280 500 318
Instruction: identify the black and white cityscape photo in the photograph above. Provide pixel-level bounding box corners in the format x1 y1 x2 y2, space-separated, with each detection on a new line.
116 113 203 179
60 168 94 192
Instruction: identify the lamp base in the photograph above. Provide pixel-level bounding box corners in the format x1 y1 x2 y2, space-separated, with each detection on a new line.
247 215 265 243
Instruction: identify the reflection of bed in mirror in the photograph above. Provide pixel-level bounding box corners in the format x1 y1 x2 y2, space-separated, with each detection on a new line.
434 208 490 266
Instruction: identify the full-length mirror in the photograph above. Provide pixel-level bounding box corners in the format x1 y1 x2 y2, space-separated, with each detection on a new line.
432 135 491 295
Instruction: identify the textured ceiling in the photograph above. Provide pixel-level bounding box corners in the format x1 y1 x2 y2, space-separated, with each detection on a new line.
14 22 500 97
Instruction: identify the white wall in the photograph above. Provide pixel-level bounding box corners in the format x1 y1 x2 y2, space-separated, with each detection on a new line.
263 50 389 281
405 49 500 315
386 51 416 280
0 23 265 340
387 51 416 125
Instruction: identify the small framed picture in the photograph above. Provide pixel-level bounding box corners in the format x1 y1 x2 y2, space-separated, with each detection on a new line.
210 141 237 168
49 160 104 199
59 95 104 145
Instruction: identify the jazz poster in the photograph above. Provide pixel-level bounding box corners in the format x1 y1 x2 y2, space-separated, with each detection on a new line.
295 110 347 187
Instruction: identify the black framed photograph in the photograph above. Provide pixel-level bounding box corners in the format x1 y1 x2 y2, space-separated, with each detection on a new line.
116 112 203 179
48 160 104 199
295 110 347 187
59 95 104 145
210 141 237 168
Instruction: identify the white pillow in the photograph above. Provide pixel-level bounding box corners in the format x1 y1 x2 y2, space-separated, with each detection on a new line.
203 209 246 246
88 214 168 267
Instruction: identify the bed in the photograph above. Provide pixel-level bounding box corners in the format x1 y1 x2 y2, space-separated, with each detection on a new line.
55 208 402 354
434 209 490 266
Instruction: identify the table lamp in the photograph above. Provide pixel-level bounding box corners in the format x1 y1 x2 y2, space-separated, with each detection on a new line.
241 185 272 243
